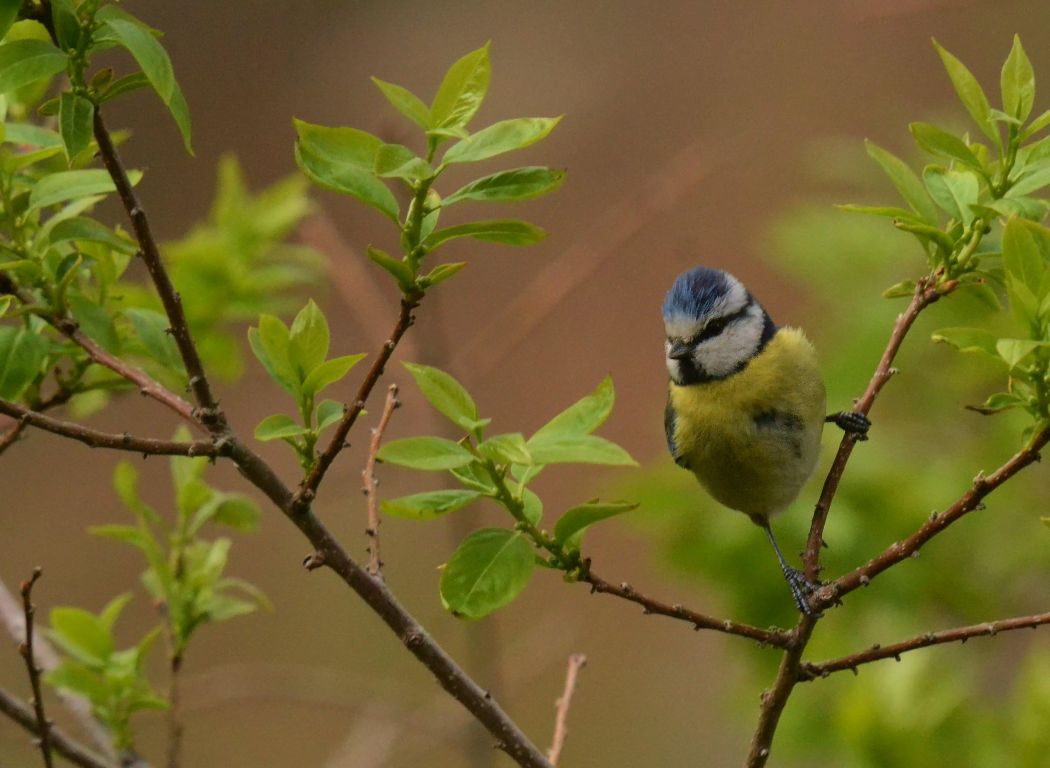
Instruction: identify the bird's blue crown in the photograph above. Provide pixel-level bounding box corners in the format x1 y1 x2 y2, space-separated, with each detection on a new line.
662 267 733 321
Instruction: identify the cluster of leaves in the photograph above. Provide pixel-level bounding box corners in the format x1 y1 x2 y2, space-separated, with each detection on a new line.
293 41 563 297
249 299 364 469
44 594 166 751
46 439 268 752
375 363 636 619
848 36 1050 433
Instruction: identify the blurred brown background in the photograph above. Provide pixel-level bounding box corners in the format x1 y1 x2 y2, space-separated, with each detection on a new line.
3 1 1050 766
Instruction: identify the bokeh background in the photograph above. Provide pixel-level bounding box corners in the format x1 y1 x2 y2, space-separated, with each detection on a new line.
4 1 1050 766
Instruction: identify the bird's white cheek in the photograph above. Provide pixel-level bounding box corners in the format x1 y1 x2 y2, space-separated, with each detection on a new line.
666 356 682 383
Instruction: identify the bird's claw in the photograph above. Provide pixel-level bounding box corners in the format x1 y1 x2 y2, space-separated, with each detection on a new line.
782 565 822 618
826 411 871 441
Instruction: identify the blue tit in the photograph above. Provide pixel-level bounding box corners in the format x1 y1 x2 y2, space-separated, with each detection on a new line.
662 266 868 614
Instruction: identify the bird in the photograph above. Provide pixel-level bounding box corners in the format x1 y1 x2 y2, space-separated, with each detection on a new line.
662 266 868 615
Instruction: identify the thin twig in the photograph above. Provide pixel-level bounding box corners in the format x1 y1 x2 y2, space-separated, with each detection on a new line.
800 610 1050 679
0 399 225 457
744 619 812 767
815 424 1050 609
295 296 420 509
547 654 586 766
18 568 53 768
804 276 955 581
0 687 113 768
166 654 183 768
581 571 792 648
0 387 73 456
362 384 400 579
92 110 225 431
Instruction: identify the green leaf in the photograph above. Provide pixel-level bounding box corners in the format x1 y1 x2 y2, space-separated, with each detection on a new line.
366 246 415 293
49 216 136 254
554 500 638 552
527 433 636 466
0 39 67 94
0 295 11 318
1006 166 1050 198
532 377 615 442
1002 217 1050 299
44 663 107 702
521 488 543 525
0 325 45 399
59 92 95 164
439 528 534 619
377 436 475 470
883 280 917 299
49 607 113 667
417 261 466 289
374 142 433 182
28 169 118 211
402 362 481 431
288 299 329 379
0 0 20 42
1001 35 1035 122
316 399 345 431
1022 108 1050 140
922 166 979 224
254 413 308 442
835 204 917 219
931 326 1000 357
97 71 150 104
997 338 1048 369
966 391 1027 415
95 16 193 153
3 122 62 148
423 220 546 249
371 77 431 129
932 39 997 144
190 494 260 533
125 308 183 374
865 140 939 225
449 461 498 494
430 42 491 130
68 293 120 353
381 489 482 520
442 166 565 206
50 0 79 50
248 314 297 395
98 593 133 633
301 353 366 398
443 117 562 164
909 122 982 169
477 432 531 465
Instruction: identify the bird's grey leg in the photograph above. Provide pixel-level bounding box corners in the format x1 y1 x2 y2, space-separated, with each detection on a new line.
826 411 871 440
757 518 820 617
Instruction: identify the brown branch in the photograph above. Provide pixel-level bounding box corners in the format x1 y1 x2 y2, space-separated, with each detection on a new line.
91 110 224 430
0 387 73 456
815 424 1050 609
547 654 586 766
166 654 183 768
18 568 53 768
0 687 113 768
800 610 1050 680
294 295 420 509
581 571 792 648
362 384 400 579
804 275 954 581
0 399 224 457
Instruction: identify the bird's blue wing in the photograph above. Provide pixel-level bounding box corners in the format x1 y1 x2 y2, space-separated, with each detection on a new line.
665 397 688 468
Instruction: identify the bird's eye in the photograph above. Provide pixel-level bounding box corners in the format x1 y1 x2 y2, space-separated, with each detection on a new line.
698 316 728 341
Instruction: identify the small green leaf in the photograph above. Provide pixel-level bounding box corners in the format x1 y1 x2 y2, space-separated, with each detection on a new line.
1022 108 1050 140
96 71 150 104
450 461 498 493
3 122 62 148
443 117 562 164
28 170 118 211
59 92 95 164
402 362 481 431
442 166 565 206
125 308 184 374
424 220 546 249
554 500 638 552
965 392 1026 415
909 122 982 169
893 217 955 253
316 399 345 431
68 293 120 353
521 488 543 525
366 246 416 293
922 166 979 224
439 528 534 619
883 280 917 299
288 299 330 379
430 42 491 131
190 494 261 533
248 314 298 395
932 39 996 144
835 204 917 219
0 0 21 42
0 295 11 318
1006 166 1050 198
94 16 193 153
477 433 531 465
417 262 466 289
301 353 366 398
532 377 615 441
1001 35 1035 122
377 436 475 470
865 140 939 225
931 326 1000 357
381 489 482 520
371 77 431 129
1002 217 1050 299
0 39 67 94
254 413 308 441
527 433 636 466
997 338 1046 369
375 142 434 182
49 216 136 254
0 326 45 399
49 607 113 667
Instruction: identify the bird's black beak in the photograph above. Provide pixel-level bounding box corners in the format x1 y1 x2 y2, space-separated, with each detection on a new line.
668 340 692 360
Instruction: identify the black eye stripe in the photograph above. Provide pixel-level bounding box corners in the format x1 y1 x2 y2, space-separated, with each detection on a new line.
694 302 752 343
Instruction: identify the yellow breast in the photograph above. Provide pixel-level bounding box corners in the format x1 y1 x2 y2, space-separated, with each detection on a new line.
669 328 826 519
